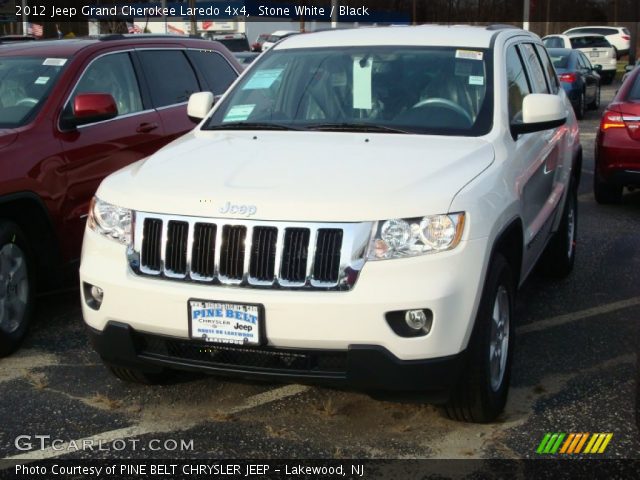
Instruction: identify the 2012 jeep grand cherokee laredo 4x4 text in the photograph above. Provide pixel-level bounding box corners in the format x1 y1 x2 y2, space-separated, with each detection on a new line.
81 25 581 422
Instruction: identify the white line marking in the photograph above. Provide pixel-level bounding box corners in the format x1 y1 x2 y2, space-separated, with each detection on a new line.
3 383 309 462
518 296 640 335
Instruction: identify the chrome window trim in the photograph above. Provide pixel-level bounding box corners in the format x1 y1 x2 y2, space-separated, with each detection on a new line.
128 212 372 291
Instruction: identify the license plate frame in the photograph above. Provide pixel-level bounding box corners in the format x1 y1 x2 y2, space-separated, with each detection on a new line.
188 299 265 346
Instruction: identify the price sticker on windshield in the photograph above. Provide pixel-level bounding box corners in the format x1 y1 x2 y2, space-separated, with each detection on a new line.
455 50 483 61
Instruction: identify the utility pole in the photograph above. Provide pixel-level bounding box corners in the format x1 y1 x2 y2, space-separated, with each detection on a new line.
331 0 337 28
189 0 197 36
412 0 417 25
21 0 28 35
162 0 167 34
523 0 530 31
630 4 639 67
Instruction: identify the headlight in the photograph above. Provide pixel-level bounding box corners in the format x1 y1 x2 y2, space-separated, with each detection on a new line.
87 197 132 244
368 213 465 260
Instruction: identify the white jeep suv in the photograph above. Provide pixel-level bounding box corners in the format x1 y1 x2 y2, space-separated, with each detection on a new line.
81 25 581 422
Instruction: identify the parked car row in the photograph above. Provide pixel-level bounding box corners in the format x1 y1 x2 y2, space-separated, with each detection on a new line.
542 33 617 84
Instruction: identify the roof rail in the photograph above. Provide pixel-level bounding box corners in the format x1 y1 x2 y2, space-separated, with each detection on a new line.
97 33 202 41
486 24 518 31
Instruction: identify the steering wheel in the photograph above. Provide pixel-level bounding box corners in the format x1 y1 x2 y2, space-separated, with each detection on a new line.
16 98 38 107
411 97 473 125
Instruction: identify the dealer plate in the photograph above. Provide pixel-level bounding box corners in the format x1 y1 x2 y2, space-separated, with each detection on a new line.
189 300 261 345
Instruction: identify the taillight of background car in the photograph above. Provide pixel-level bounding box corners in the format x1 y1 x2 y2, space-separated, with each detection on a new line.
559 72 578 83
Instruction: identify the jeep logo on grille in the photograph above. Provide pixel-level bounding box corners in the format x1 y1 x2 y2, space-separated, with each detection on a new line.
219 201 257 217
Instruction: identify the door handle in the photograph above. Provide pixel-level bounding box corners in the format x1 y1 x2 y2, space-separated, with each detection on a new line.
136 122 159 133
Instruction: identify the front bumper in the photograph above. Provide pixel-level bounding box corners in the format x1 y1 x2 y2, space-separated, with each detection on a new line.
88 322 465 394
81 226 489 390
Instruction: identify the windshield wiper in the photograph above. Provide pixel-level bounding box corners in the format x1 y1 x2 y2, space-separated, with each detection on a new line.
306 123 409 134
204 122 307 131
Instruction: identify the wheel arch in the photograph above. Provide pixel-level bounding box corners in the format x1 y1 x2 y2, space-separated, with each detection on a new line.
0 192 62 291
489 218 524 289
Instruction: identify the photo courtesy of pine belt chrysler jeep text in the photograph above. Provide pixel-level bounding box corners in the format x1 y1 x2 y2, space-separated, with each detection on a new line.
80 25 581 423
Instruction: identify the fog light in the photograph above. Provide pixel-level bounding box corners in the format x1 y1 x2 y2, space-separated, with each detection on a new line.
83 282 104 311
90 286 104 303
405 309 427 330
385 309 433 337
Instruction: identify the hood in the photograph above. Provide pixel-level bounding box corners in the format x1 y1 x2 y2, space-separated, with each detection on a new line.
98 130 494 222
0 129 18 150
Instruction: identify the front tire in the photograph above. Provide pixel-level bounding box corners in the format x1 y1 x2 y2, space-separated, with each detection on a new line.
0 221 34 357
594 174 623 204
443 254 514 423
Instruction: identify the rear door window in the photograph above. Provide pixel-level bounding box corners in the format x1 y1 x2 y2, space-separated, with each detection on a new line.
137 50 200 108
534 44 559 94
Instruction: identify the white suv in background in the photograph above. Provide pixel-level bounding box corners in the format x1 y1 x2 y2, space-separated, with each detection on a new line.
563 26 630 58
81 25 581 423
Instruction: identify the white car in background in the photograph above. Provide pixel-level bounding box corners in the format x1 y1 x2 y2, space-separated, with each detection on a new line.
543 33 617 84
563 26 630 58
261 30 299 51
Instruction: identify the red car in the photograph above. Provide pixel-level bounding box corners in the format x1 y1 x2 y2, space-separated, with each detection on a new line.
0 35 241 356
595 66 640 203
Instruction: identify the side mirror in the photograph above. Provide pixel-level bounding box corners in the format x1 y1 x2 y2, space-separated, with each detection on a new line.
593 64 603 72
73 93 118 125
511 93 567 137
187 92 216 123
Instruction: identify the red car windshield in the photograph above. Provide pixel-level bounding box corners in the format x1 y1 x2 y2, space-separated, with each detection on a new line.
0 56 67 128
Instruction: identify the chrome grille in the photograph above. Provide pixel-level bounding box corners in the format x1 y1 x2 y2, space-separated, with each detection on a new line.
129 212 372 291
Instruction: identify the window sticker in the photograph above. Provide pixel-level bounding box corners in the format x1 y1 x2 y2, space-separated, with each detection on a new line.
223 104 255 122
43 58 67 66
242 69 283 90
455 50 483 61
469 75 484 86
34 76 49 85
353 56 372 110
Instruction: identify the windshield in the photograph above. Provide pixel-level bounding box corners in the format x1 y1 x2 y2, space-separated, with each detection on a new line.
205 46 493 136
0 56 66 128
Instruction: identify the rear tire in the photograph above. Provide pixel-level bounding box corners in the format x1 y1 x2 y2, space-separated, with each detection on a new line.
594 174 623 204
540 183 578 278
575 91 585 119
588 85 601 110
0 221 35 358
443 254 514 423
105 363 168 385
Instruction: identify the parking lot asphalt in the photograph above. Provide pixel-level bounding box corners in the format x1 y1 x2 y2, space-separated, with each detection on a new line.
0 82 638 462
